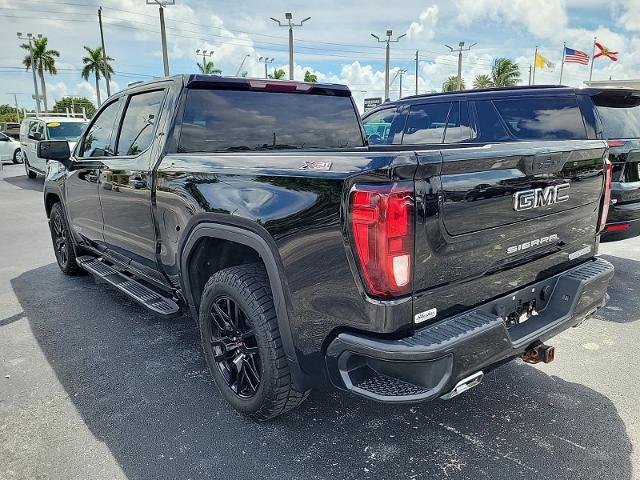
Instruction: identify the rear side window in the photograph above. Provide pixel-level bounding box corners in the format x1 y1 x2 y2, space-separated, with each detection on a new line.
402 102 451 144
178 89 363 152
363 107 397 145
116 90 165 156
493 96 586 140
444 101 474 143
595 104 640 139
473 101 510 142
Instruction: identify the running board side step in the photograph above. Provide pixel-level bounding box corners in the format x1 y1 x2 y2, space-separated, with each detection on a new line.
76 255 180 317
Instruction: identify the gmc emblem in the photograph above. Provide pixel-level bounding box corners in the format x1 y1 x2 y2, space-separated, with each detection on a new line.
513 184 570 211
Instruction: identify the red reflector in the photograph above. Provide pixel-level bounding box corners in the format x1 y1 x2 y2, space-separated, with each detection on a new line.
605 224 630 232
598 158 613 233
607 139 625 147
350 182 414 298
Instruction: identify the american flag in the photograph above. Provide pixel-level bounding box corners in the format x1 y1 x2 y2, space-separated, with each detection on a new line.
564 47 590 65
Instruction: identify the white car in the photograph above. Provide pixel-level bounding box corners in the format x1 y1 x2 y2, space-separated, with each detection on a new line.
20 116 87 179
0 131 21 164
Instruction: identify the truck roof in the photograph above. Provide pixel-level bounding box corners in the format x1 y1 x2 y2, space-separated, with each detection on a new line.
120 74 352 96
362 84 640 117
21 116 88 124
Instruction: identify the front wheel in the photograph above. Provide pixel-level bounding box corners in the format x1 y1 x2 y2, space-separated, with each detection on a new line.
49 202 81 275
13 149 22 164
199 264 309 420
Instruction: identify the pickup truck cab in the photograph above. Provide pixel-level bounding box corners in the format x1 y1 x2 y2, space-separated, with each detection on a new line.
39 76 614 420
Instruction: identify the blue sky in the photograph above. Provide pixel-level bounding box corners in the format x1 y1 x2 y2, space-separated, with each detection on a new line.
0 0 638 111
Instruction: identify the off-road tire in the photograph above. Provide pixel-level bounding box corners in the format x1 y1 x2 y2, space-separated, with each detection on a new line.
49 202 82 275
199 264 310 420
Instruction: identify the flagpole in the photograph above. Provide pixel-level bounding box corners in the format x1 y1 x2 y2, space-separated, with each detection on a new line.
588 36 597 84
528 65 532 86
559 42 565 85
532 46 538 84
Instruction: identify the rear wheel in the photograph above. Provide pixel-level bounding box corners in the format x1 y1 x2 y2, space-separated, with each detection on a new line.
49 202 81 275
24 154 36 178
199 264 309 420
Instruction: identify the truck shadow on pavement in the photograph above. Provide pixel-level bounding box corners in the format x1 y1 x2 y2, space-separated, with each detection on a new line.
11 264 633 480
2 173 44 192
595 254 640 324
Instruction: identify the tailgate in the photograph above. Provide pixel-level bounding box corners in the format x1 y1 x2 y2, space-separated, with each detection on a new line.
440 141 606 235
413 140 607 305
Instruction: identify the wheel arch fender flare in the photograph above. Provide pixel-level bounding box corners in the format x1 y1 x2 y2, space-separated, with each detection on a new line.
178 215 309 387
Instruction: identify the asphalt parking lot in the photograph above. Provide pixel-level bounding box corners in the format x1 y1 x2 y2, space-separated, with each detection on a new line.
1 162 639 480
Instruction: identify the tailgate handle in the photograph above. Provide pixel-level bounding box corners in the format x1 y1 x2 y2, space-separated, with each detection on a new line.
530 153 565 174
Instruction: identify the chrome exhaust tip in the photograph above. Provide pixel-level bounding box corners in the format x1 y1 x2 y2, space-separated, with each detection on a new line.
440 371 484 400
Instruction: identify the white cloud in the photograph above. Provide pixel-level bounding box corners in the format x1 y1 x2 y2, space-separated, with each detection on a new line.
407 6 439 41
618 0 640 31
456 0 568 40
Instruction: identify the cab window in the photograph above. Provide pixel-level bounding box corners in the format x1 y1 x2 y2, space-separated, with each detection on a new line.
362 107 398 145
402 102 451 144
116 90 165 156
79 99 121 157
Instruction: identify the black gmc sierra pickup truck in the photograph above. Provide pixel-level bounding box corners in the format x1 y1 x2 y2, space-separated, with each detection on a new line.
39 75 614 420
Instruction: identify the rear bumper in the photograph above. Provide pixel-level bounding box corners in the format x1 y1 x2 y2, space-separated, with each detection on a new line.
602 201 640 241
325 257 614 403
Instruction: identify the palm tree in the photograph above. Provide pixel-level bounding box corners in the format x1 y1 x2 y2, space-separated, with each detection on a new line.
21 37 59 111
268 68 286 79
442 75 465 92
491 58 520 87
304 71 318 83
197 60 222 75
473 74 494 89
81 46 114 106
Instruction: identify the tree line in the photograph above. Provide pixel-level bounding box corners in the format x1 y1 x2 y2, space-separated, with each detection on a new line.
442 58 521 91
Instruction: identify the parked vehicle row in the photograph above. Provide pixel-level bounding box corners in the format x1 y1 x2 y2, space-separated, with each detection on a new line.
362 86 640 242
34 75 616 420
0 131 22 164
19 115 87 178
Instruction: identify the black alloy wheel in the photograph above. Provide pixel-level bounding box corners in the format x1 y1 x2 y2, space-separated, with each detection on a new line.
52 210 69 266
48 202 81 275
208 295 261 398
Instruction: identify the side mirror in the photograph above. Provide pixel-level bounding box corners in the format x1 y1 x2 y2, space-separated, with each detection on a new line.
37 140 72 168
29 132 42 141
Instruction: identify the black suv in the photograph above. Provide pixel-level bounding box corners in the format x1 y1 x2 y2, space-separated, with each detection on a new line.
39 77 613 420
362 85 640 241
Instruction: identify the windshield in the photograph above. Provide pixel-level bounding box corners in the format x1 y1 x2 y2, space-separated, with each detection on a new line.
597 105 640 139
178 89 364 153
46 122 87 142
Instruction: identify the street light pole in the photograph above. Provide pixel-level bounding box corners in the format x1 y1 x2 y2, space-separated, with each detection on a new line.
371 30 406 101
235 54 251 76
17 33 42 115
258 57 274 78
98 7 111 96
415 50 419 95
270 13 310 80
147 0 174 77
445 41 476 91
195 49 214 72
398 69 407 99
7 93 22 122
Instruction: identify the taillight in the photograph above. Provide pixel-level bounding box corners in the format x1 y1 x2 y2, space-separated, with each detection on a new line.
598 158 613 233
349 182 414 298
607 139 625 148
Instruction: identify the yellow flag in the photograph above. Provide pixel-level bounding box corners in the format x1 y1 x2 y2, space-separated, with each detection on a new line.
535 53 555 70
